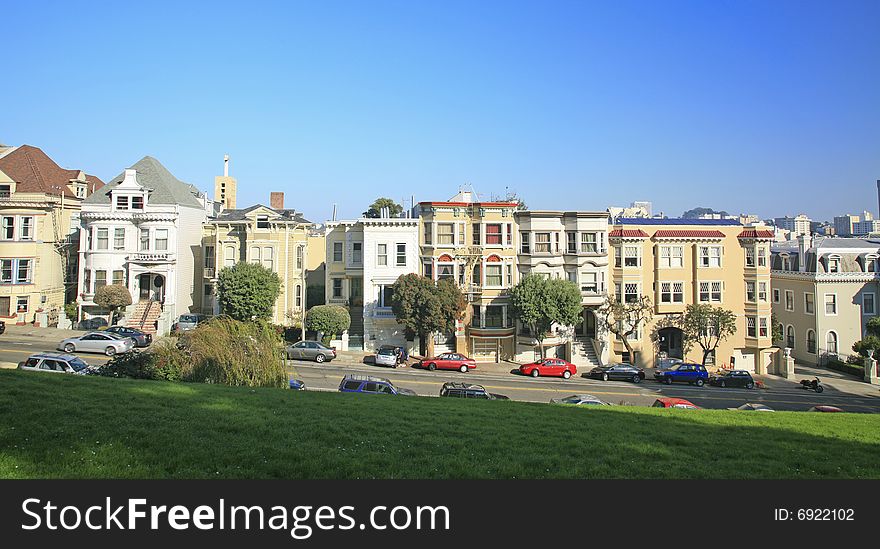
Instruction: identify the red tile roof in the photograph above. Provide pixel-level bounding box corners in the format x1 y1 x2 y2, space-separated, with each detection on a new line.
0 145 103 198
609 228 649 238
738 229 775 239
652 229 725 238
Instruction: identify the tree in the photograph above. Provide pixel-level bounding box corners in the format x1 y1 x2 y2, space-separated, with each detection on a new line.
680 304 738 367
216 262 282 321
852 318 880 359
771 312 784 344
93 284 132 325
435 278 467 332
510 275 582 358
597 294 654 363
390 274 457 355
363 197 404 219
305 305 351 341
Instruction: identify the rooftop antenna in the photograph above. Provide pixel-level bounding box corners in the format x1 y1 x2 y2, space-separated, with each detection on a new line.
223 154 229 177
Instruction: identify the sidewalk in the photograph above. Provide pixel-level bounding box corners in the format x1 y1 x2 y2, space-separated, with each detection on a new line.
754 362 878 398
1 323 85 341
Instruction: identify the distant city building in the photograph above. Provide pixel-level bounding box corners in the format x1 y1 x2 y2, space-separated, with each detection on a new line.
853 219 880 236
834 214 859 237
774 214 811 236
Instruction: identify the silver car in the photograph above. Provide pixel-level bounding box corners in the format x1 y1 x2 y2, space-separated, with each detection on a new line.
374 347 399 367
285 340 337 363
58 331 135 356
19 353 93 375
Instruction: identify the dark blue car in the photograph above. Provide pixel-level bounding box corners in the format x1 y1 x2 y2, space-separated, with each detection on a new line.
338 374 416 396
654 363 709 386
289 379 306 390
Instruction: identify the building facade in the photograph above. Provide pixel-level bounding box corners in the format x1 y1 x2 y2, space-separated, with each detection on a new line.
607 218 775 371
0 145 102 323
771 235 880 365
78 157 214 334
774 214 811 237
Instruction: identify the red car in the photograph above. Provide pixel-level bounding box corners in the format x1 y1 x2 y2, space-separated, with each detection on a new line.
519 358 577 379
652 397 701 409
807 405 844 413
417 353 477 373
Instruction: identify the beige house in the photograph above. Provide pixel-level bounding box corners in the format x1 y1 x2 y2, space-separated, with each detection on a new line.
771 235 880 365
0 145 102 323
608 218 775 371
200 192 313 326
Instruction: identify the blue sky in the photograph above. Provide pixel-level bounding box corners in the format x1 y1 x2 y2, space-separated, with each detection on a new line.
2 0 878 222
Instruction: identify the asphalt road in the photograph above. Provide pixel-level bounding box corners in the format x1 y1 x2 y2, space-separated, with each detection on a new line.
3 334 879 413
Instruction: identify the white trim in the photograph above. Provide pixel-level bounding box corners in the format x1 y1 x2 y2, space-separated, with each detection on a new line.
823 293 838 316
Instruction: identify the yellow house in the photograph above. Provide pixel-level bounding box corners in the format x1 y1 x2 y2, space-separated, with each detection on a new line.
200 192 313 326
0 145 102 323
418 191 519 360
608 218 774 372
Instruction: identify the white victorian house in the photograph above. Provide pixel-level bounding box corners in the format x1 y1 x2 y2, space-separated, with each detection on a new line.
77 157 216 334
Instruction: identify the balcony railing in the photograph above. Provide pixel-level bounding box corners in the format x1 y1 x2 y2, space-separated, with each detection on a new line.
204 267 215 278
373 308 396 318
129 252 175 263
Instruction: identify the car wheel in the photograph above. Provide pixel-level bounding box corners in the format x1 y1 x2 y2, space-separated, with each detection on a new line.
315 354 325 363
459 364 468 373
720 380 726 388
105 346 117 356
695 378 704 387
428 363 437 371
64 343 75 353
746 382 755 390
531 369 540 378
632 374 641 384
563 370 571 379
815 385 824 393
602 373 609 381
665 377 673 385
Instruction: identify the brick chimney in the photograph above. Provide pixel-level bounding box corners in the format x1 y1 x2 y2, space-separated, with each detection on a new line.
270 192 284 210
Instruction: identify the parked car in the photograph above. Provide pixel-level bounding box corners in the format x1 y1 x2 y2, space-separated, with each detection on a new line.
375 345 408 367
439 382 508 400
417 353 476 373
732 403 774 412
285 340 337 363
77 317 108 330
0 319 5 334
709 369 755 389
338 374 416 396
588 363 645 383
807 405 845 413
103 326 152 347
289 379 306 390
653 363 709 386
18 353 93 375
172 314 206 333
656 357 683 371
550 394 610 406
652 397 701 409
58 331 135 356
519 357 577 379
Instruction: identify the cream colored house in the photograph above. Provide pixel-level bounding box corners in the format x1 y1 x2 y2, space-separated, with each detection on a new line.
608 219 775 372
0 145 102 323
771 235 880 365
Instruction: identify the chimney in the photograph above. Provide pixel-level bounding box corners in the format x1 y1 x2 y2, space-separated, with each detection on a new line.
270 192 284 210
797 234 812 273
224 154 229 177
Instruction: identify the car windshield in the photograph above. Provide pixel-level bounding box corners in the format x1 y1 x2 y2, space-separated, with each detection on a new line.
560 396 581 404
68 358 89 372
378 349 396 355
180 315 198 322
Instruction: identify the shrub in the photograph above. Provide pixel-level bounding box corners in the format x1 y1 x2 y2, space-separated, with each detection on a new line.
93 284 133 324
94 339 188 381
824 358 864 378
64 302 78 322
216 262 282 321
305 305 350 340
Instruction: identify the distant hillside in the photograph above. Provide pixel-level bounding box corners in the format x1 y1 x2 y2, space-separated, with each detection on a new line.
683 207 729 219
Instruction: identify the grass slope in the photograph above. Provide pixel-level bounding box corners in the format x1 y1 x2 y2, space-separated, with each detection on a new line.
1 370 879 479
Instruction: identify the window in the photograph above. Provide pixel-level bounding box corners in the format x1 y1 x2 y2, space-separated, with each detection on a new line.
757 247 767 267
155 229 168 251
473 223 481 245
824 294 837 315
332 278 343 298
624 245 640 267
423 261 433 279
758 282 767 302
333 242 343 262
659 246 683 268
759 317 769 338
15 259 31 284
506 264 512 286
746 281 756 302
581 272 598 294
112 270 124 285
437 263 454 281
19 217 33 240
378 285 394 308
699 245 721 268
16 296 28 313
864 293 876 315
807 330 816 353
131 196 144 209
581 233 598 254
205 283 214 298
827 256 840 273
784 290 794 311
865 255 879 273
113 228 125 250
485 264 503 287
249 246 261 264
1 216 13 239
82 270 90 293
826 331 838 355
423 223 432 245
377 244 387 266
256 215 270 229
614 246 622 268
224 245 236 267
804 292 814 314
458 224 465 246
437 223 454 245
96 228 108 250
352 242 362 264
1 259 11 283
535 233 551 253
786 325 795 349
94 270 107 290
567 232 577 254
745 247 755 267
624 283 640 303
520 232 530 254
140 229 149 251
746 316 756 338
660 281 684 303
262 247 274 271
699 281 722 303
295 284 302 308
116 195 129 210
506 224 512 246
773 288 780 303
396 243 406 266
484 306 504 328
472 263 481 285
296 246 303 269
472 305 481 327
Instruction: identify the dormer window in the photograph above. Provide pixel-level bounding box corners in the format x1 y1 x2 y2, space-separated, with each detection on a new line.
116 195 129 210
0 184 11 199
131 196 144 209
257 215 270 229
864 255 878 273
827 255 841 273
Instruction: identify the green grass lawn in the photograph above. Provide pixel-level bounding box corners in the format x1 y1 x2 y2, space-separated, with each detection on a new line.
1 370 879 479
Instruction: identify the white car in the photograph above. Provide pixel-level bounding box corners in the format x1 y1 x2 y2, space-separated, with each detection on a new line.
19 353 93 374
374 347 399 367
58 331 135 356
550 394 611 406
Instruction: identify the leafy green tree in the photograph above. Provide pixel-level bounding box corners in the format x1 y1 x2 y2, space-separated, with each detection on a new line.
93 284 132 325
510 275 582 357
771 312 784 344
390 274 454 355
436 277 467 331
363 197 404 218
866 317 880 338
853 336 880 359
681 304 738 367
305 305 351 340
216 262 282 321
597 294 654 363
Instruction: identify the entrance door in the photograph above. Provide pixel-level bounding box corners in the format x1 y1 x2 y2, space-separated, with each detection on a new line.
584 310 596 339
139 274 151 301
471 339 498 362
658 327 684 359
0 296 9 316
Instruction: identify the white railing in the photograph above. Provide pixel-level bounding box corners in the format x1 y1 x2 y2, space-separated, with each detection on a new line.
204 267 215 278
129 252 175 263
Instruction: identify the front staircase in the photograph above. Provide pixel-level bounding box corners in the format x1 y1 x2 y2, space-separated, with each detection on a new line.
571 337 601 370
347 305 364 350
126 300 162 335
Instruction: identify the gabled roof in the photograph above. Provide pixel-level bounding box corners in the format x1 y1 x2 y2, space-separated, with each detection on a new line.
87 156 202 207
0 144 104 198
214 203 311 224
609 228 649 238
653 229 725 238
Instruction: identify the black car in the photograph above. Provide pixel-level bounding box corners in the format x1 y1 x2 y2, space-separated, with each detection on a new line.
588 363 646 383
439 382 509 400
709 369 756 389
104 326 152 347
77 317 108 330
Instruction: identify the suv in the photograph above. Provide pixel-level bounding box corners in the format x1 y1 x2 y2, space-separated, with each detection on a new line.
338 374 416 396
18 353 93 375
173 314 206 333
653 362 709 386
439 382 509 400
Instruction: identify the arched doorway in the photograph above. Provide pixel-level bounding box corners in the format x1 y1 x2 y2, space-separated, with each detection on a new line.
138 273 166 302
575 309 597 339
658 327 684 359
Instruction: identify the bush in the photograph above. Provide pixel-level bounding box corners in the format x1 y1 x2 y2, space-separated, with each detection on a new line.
64 303 78 322
824 358 864 378
305 305 351 339
94 339 188 381
95 351 157 380
216 262 282 321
